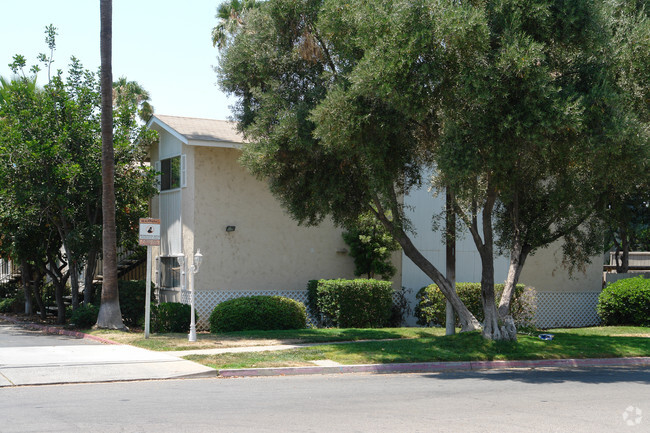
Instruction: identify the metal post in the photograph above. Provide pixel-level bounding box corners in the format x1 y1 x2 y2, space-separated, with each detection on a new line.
144 246 152 339
188 266 196 342
187 250 201 342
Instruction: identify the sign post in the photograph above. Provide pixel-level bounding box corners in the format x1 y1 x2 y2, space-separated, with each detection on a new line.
139 218 160 339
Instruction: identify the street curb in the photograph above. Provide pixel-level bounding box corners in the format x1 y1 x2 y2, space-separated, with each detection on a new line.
218 356 650 378
0 314 120 345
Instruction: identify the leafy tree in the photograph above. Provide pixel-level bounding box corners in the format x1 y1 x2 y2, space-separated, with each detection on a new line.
216 0 644 339
600 1 650 273
342 211 400 280
0 25 157 324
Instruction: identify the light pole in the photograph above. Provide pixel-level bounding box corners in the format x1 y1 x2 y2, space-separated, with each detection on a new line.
176 254 186 293
188 249 202 342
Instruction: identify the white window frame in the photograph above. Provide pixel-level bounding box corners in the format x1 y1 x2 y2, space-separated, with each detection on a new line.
158 154 186 192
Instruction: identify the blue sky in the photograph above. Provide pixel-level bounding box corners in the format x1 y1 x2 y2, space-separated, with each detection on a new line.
0 0 234 120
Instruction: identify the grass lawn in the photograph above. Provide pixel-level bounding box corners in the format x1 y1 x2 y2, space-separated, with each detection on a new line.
86 326 650 370
180 327 650 371
86 327 449 351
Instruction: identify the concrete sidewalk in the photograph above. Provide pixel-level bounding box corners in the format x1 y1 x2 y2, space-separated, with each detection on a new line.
0 321 216 387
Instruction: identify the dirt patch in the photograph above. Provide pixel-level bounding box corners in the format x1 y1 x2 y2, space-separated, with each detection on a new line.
616 334 650 338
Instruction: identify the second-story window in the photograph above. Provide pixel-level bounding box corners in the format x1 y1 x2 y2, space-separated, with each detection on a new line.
160 155 181 190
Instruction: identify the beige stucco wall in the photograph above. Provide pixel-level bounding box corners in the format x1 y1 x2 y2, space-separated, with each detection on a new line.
181 143 195 264
192 146 356 291
519 239 602 293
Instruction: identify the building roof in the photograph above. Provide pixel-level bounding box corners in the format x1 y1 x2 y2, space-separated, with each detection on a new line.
148 114 244 147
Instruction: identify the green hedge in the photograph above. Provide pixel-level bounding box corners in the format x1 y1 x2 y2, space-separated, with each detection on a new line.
209 295 307 333
152 302 194 333
597 276 650 326
313 279 394 328
415 283 536 327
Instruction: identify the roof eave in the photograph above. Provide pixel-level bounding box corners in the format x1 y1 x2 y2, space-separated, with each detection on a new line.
147 116 190 145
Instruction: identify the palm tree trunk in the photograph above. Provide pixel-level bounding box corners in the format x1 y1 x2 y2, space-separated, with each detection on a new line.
96 0 125 329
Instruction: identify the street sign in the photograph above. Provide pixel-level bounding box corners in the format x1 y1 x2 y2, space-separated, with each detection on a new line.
139 218 160 339
139 218 161 246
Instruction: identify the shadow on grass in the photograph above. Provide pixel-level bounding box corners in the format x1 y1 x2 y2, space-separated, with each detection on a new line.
424 366 650 385
218 327 444 342
300 332 650 366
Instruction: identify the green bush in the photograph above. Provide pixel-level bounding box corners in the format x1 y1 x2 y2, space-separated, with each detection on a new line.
0 280 21 300
315 279 394 328
0 296 19 313
597 276 650 326
70 304 99 328
306 279 323 325
415 283 536 327
152 302 194 333
113 280 155 327
209 296 307 333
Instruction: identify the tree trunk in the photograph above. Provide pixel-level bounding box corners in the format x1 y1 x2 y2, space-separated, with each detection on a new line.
461 186 516 341
497 241 530 318
20 260 32 316
620 230 630 274
396 230 481 332
83 247 98 306
372 192 481 332
445 187 456 335
65 244 80 310
613 225 630 273
46 256 69 325
32 266 46 319
55 281 66 325
96 0 125 330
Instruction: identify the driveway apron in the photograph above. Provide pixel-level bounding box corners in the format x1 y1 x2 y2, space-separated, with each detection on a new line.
0 322 215 387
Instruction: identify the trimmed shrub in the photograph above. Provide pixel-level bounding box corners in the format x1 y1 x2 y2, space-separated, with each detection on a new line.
152 302 194 333
415 283 536 327
597 276 650 326
70 304 99 328
209 296 307 333
315 279 394 328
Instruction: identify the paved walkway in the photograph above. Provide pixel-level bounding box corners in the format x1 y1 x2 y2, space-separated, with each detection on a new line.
0 321 215 387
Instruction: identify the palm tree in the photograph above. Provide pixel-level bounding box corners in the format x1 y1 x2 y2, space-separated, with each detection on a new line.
96 0 125 330
112 77 154 122
211 0 258 49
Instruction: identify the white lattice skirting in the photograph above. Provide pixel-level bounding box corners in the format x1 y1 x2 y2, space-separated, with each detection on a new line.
181 290 310 331
180 289 602 331
534 292 602 329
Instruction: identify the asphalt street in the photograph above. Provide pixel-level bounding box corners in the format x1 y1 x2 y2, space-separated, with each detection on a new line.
1 367 648 432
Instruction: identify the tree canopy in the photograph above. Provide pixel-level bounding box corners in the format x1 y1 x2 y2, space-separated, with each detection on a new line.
0 25 157 323
216 0 649 339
